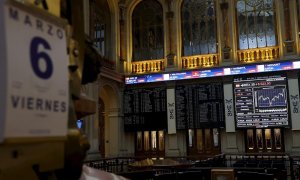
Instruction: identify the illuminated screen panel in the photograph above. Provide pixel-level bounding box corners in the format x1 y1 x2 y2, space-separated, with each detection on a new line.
233 75 289 128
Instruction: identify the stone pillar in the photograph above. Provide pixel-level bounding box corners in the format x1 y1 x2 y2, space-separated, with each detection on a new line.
287 72 300 154
106 108 121 157
119 2 127 73
166 134 181 156
283 0 295 54
82 83 99 158
222 80 239 153
220 0 231 62
222 132 239 153
165 0 176 68
83 0 89 35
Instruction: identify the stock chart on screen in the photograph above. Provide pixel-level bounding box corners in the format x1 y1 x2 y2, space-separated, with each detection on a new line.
234 75 289 128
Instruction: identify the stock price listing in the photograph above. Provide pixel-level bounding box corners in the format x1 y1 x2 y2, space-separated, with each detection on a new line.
234 75 289 128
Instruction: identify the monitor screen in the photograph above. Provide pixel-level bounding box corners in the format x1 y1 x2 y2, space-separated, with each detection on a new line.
233 74 289 128
123 87 167 132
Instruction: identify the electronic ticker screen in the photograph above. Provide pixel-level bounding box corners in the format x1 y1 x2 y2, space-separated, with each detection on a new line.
123 87 167 132
233 75 289 128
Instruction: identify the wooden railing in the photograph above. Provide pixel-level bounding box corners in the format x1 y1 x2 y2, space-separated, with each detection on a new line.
131 59 165 74
182 54 219 69
237 46 279 63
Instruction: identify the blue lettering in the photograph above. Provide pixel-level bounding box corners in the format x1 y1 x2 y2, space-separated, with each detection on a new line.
24 15 32 26
11 95 20 108
27 97 34 110
45 100 52 111
57 29 64 39
30 37 53 79
9 10 64 40
36 98 43 110
36 19 43 31
10 95 66 113
9 7 18 20
61 102 66 112
53 100 59 112
47 24 53 36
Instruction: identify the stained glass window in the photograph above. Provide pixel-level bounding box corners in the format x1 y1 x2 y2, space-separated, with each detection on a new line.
94 22 105 55
181 0 217 56
132 0 164 61
236 0 277 50
90 0 110 56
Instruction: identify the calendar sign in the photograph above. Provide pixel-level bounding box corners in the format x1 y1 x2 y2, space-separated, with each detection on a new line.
0 1 69 142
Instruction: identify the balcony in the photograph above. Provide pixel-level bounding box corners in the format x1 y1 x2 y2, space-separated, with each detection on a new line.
131 59 165 74
237 46 279 63
182 54 219 69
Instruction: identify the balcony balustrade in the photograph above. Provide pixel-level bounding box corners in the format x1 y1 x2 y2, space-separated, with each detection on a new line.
131 59 165 74
237 46 279 63
182 54 219 69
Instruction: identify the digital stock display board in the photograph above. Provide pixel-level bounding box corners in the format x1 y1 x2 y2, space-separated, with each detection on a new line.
233 75 289 128
125 60 300 84
175 83 225 129
123 87 167 131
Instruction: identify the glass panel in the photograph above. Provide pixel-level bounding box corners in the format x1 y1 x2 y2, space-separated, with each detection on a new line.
182 0 217 56
188 129 194 147
265 129 272 149
247 129 254 150
132 0 164 61
237 0 276 49
196 129 203 151
213 128 219 147
205 129 212 149
137 131 142 151
144 131 150 151
256 129 263 150
247 12 257 49
151 131 157 150
274 128 282 149
158 131 164 151
257 13 266 47
91 19 106 56
265 13 276 46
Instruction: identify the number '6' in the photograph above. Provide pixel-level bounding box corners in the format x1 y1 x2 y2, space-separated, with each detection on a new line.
30 37 53 79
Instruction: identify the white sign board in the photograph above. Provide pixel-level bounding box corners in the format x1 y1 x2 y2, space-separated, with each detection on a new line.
167 89 176 134
288 78 300 130
224 83 235 132
0 2 69 142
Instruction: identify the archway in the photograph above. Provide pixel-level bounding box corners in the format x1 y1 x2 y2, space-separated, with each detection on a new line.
99 83 119 157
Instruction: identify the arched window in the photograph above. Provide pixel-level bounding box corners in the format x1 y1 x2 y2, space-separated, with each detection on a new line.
90 0 111 57
181 0 217 56
236 0 277 50
132 0 164 61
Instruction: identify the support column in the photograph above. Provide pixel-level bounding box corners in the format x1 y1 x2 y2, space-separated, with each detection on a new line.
166 134 181 156
287 72 300 154
283 0 295 54
165 0 176 68
119 1 127 73
82 83 99 159
222 80 239 153
220 0 231 63
106 108 121 157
